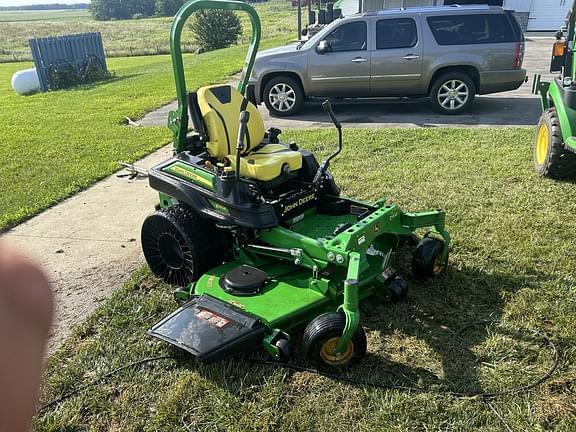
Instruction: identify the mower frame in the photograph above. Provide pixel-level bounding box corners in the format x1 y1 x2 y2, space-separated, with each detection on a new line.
144 0 451 364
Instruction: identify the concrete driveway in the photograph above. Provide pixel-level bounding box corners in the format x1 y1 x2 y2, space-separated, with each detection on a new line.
141 37 554 129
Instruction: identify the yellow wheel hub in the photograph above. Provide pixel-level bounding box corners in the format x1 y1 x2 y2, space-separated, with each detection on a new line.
319 337 354 366
536 123 549 165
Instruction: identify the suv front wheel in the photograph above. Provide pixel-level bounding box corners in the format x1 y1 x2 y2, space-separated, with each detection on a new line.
430 72 476 115
263 76 304 117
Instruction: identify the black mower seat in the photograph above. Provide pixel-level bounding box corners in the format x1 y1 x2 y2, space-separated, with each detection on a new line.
196 85 302 182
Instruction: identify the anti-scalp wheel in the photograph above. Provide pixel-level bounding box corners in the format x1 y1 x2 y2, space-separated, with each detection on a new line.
275 338 291 362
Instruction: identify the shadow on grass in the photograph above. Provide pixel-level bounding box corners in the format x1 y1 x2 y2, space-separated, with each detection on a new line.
169 257 533 397
359 264 523 394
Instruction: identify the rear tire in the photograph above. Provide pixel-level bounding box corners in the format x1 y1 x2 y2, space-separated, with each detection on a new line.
430 72 475 115
141 204 228 286
533 107 576 179
263 76 304 117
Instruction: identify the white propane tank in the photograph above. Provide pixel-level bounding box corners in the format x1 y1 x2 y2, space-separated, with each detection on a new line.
11 68 41 95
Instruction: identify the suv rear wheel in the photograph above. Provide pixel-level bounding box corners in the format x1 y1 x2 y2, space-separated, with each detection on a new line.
430 72 476 115
263 76 304 116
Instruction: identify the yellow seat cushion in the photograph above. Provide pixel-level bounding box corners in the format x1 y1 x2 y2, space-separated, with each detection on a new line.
230 144 303 182
196 85 302 182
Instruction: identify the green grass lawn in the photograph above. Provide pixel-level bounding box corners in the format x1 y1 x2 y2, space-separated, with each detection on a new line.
36 128 576 431
0 35 291 232
0 9 90 22
0 0 297 61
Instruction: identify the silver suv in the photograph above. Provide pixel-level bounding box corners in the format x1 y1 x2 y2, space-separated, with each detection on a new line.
250 5 526 116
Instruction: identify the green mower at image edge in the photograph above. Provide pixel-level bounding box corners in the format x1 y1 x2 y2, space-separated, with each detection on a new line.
140 0 450 369
534 0 576 179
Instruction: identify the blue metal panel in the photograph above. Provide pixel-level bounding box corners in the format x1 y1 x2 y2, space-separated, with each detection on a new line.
28 32 108 92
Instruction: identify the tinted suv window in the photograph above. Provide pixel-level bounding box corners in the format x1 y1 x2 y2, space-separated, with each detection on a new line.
376 18 417 49
325 21 367 52
427 14 516 45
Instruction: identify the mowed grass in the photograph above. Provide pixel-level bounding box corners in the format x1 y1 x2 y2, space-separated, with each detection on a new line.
0 9 90 22
36 128 576 431
0 35 291 231
0 0 297 61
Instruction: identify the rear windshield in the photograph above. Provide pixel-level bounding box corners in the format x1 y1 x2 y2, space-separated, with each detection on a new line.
427 14 518 45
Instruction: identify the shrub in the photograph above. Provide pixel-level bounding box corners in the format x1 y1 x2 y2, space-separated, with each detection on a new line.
189 10 242 52
47 56 114 90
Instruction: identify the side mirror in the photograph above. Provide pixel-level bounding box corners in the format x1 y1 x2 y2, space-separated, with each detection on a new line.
316 40 330 54
301 28 308 37
556 30 564 40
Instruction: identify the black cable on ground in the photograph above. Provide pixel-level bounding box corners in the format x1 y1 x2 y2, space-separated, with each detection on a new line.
38 355 173 414
37 325 561 415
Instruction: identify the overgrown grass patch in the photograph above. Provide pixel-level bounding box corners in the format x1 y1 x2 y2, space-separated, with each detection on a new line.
36 128 576 431
0 36 290 231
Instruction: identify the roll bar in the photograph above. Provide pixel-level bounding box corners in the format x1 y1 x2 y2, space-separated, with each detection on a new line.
168 0 262 152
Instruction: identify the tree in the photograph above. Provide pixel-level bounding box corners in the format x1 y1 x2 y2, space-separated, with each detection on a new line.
155 0 185 17
189 10 242 52
90 0 155 21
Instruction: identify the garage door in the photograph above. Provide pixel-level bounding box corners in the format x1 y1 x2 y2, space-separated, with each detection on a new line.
527 0 572 31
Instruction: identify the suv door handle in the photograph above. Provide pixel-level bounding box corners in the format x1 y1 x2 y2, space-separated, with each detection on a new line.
351 57 368 63
403 54 420 60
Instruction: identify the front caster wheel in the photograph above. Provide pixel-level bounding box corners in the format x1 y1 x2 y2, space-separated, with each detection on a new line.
302 312 367 368
412 237 446 278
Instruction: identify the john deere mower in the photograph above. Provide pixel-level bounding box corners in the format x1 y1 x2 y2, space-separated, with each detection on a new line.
533 0 576 179
141 0 450 368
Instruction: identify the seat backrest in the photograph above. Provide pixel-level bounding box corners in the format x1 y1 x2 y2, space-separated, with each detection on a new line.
197 85 265 160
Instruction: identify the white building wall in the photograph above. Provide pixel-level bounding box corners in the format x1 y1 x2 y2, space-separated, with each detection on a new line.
344 0 568 31
503 0 530 13
526 0 572 30
361 0 438 12
340 0 361 16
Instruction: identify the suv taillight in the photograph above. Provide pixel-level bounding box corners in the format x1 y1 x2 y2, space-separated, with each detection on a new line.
513 42 524 68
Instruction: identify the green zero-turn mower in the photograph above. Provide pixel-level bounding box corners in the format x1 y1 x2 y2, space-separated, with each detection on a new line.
141 0 450 368
533 0 576 179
